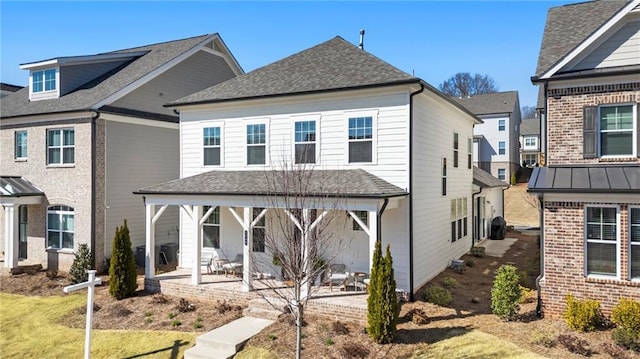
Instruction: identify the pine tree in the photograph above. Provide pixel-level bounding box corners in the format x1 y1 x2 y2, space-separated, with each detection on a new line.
367 241 398 344
69 243 94 284
109 220 138 300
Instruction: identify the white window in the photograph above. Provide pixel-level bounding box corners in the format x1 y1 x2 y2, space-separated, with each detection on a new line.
15 131 27 160
497 169 506 181
47 205 74 249
630 207 640 280
253 208 266 252
441 157 447 196
585 206 618 277
453 133 459 168
523 153 537 166
498 119 505 131
524 137 538 149
294 121 316 164
450 198 468 242
203 127 221 166
348 116 373 163
47 128 74 165
246 124 266 165
498 141 506 155
599 105 636 157
467 138 472 169
32 69 56 93
352 210 368 231
202 206 220 249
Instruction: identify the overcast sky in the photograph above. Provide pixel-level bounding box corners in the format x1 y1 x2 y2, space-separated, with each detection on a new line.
1 1 573 108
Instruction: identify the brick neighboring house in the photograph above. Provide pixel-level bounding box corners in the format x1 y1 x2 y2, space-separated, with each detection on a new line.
529 0 640 317
455 91 522 183
0 34 243 273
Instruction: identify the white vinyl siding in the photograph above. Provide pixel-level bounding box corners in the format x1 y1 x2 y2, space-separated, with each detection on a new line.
571 20 640 71
585 206 619 278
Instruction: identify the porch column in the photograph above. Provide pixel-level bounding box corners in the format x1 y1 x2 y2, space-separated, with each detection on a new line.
242 207 253 292
368 210 378 271
192 205 202 285
145 204 156 279
3 204 19 269
301 208 310 301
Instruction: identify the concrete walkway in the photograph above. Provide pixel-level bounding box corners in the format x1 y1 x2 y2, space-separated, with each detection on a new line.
477 237 518 258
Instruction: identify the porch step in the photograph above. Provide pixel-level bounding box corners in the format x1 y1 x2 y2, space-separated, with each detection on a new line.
184 316 274 359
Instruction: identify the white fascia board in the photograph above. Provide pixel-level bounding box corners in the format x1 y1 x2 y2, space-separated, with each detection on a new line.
539 0 640 80
101 113 179 130
92 34 220 110
19 52 146 70
0 111 95 127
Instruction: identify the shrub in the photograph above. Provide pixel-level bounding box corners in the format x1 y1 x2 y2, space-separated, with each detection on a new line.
563 294 601 332
168 312 176 319
108 220 137 300
171 320 181 327
177 298 195 312
367 241 398 344
424 286 453 307
268 334 277 341
405 308 430 325
491 265 522 320
557 334 592 356
69 244 95 284
324 337 335 345
469 246 485 257
611 298 640 337
530 329 556 348
442 276 458 288
600 342 629 359
339 342 370 359
612 328 640 352
217 300 242 314
331 321 350 335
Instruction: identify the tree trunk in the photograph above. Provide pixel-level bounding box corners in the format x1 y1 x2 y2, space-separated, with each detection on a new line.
296 303 303 359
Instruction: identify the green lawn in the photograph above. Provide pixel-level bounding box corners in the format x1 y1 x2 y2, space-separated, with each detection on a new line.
0 293 195 358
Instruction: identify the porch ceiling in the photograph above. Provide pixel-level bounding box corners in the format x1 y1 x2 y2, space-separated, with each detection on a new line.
134 169 408 199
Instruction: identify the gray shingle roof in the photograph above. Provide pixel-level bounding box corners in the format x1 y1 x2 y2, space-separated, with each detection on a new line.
528 165 640 193
520 118 540 136
0 34 214 118
0 176 44 197
135 169 408 199
473 167 509 188
534 0 628 78
0 83 23 92
453 91 519 116
168 36 419 106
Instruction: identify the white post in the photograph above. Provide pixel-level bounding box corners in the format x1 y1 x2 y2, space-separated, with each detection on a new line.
145 204 155 279
63 270 102 359
368 210 378 272
4 204 18 269
192 206 202 285
243 207 253 292
301 208 310 301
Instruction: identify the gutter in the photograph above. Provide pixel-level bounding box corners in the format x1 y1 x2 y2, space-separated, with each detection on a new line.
535 193 544 318
408 83 425 301
90 111 100 271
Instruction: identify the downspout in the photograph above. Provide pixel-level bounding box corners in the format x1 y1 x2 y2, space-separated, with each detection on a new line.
90 111 100 271
535 193 544 318
376 199 389 242
408 83 425 301
471 187 482 249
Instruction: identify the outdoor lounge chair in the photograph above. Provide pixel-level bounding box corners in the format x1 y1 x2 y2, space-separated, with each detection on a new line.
327 263 351 291
222 254 243 277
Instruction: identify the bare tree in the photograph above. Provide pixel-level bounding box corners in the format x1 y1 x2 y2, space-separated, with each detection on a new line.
249 162 351 359
521 105 537 119
439 72 499 97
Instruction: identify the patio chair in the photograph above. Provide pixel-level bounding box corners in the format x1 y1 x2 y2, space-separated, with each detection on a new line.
327 263 351 291
222 254 243 277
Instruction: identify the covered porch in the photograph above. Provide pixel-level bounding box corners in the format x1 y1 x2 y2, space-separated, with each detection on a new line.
135 169 408 299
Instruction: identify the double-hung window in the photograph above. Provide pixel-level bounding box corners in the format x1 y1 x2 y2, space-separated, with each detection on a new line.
599 105 634 156
453 133 459 168
15 131 27 160
47 128 74 165
497 169 506 181
498 119 505 131
202 206 220 249
441 157 447 196
467 138 472 169
630 207 640 280
524 137 538 149
246 124 266 165
585 206 618 277
348 116 372 163
47 205 74 249
450 198 467 242
203 127 221 166
32 69 56 93
498 141 506 155
253 208 266 252
294 121 316 164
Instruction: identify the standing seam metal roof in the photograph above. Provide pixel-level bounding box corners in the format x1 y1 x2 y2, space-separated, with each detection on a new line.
527 165 640 193
0 176 44 197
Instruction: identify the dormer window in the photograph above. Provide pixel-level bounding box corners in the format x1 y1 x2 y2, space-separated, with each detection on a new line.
33 69 56 93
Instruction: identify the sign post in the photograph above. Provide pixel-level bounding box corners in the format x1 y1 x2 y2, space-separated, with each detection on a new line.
63 270 102 359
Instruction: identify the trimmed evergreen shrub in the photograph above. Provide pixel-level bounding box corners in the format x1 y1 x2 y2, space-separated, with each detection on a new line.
491 264 522 320
109 220 138 300
424 286 453 307
367 241 398 344
563 294 601 332
611 298 640 351
69 243 94 284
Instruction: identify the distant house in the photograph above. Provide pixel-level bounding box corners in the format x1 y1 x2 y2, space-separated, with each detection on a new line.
0 83 23 98
472 167 508 243
0 34 243 272
135 36 481 298
456 91 522 182
529 0 640 317
519 118 541 167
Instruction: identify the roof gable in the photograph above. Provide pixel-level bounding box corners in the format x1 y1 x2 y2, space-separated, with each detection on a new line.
453 91 519 116
535 0 635 80
169 36 418 107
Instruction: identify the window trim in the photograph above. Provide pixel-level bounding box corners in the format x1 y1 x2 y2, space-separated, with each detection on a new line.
345 110 378 165
292 116 320 165
498 119 506 131
203 124 223 167
253 207 266 252
584 205 620 280
46 205 74 250
46 128 75 166
498 141 506 155
244 119 269 166
467 137 472 169
441 157 447 196
450 197 468 242
453 132 459 168
523 136 538 149
352 210 368 231
15 130 27 160
630 206 640 281
202 206 221 249
497 169 506 181
32 68 57 93
597 103 637 158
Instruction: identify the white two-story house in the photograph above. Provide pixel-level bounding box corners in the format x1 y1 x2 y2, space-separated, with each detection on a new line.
520 118 541 167
135 36 481 299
